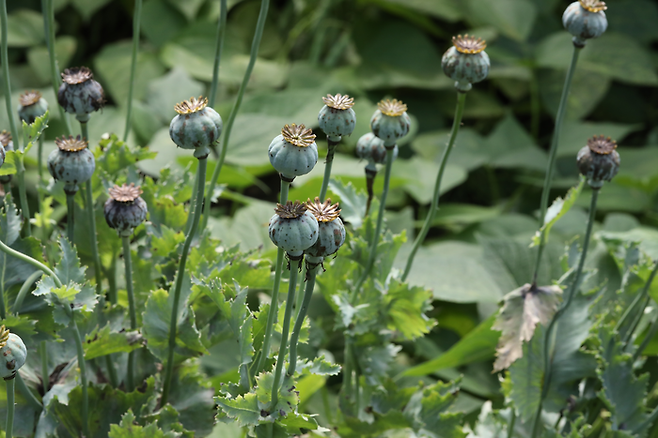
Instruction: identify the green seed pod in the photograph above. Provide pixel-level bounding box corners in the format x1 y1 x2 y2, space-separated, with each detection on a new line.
104 183 148 237
371 99 411 148
47 135 96 194
268 124 319 182
169 96 223 159
0 131 14 184
269 201 319 258
577 135 620 189
356 132 398 165
318 94 356 142
563 1 608 47
304 197 345 260
18 90 48 124
57 67 105 123
0 326 27 381
441 35 490 92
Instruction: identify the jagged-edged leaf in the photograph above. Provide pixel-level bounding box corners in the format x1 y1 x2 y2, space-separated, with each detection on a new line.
357 343 402 387
108 410 176 438
327 179 368 228
531 179 585 247
0 150 17 176
95 133 157 178
254 372 299 420
383 279 436 340
466 402 510 438
21 111 48 151
296 354 341 377
83 324 143 360
215 392 261 427
166 365 215 436
150 225 185 256
404 379 465 438
493 283 562 371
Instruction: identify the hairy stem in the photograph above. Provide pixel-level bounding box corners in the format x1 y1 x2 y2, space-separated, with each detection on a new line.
5 378 14 438
122 236 137 391
70 315 90 437
319 138 339 201
66 191 75 243
288 261 319 377
122 0 142 142
84 180 103 295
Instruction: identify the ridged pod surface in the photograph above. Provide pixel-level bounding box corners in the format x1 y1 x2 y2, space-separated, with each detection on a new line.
104 184 148 237
57 67 104 122
441 35 490 92
0 326 27 380
356 132 398 165
304 198 345 259
371 99 411 147
269 201 319 257
169 96 223 158
18 90 48 124
268 124 318 181
563 1 608 47
577 135 620 189
318 94 356 141
47 135 95 193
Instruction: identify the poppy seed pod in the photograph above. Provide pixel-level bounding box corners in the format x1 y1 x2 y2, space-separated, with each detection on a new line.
268 124 319 182
47 135 95 194
577 135 620 189
370 99 411 148
0 326 27 381
269 201 319 258
18 90 48 124
318 94 356 142
304 198 345 263
104 183 148 237
0 131 14 184
169 96 223 159
57 67 105 122
563 0 608 47
441 35 490 92
356 132 398 165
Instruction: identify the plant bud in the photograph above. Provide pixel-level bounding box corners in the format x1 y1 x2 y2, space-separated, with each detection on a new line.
104 183 148 237
47 135 95 194
269 201 319 258
268 124 319 182
370 99 411 148
169 96 223 159
356 132 398 165
18 90 49 124
577 135 620 189
0 131 12 183
318 94 356 142
57 67 105 122
304 197 345 261
441 34 490 92
0 326 27 381
563 0 608 47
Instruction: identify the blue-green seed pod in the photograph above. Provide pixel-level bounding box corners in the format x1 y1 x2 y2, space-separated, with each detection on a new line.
169 96 223 159
304 198 345 260
269 201 319 258
318 94 356 142
356 132 398 165
268 124 319 182
441 35 490 92
57 67 104 123
577 135 619 189
47 135 95 194
104 183 148 237
563 1 608 47
18 90 48 124
0 326 27 381
0 131 14 184
371 99 411 148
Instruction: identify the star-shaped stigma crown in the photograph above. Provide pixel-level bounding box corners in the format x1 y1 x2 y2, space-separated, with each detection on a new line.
579 0 607 13
274 200 307 219
55 135 88 152
174 96 208 115
0 325 9 349
377 99 407 117
322 94 355 110
282 124 316 148
452 34 487 54
587 135 617 155
108 183 143 203
61 66 95 85
305 197 341 222
19 90 42 107
0 130 11 147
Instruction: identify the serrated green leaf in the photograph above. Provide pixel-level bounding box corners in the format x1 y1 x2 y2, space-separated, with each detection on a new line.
84 324 143 360
215 392 261 427
404 379 465 438
150 225 185 256
327 179 368 228
384 279 436 340
253 372 299 420
296 354 341 377
109 410 173 438
531 179 585 247
54 237 87 285
21 111 48 152
0 150 17 176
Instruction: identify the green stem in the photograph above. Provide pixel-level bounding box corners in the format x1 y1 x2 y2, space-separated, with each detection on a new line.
5 377 14 438
0 1 18 147
532 46 581 285
617 261 658 343
43 0 72 136
288 261 318 377
635 313 658 361
401 92 466 282
15 373 42 411
208 0 227 108
0 237 60 287
294 261 306 318
12 270 42 314
270 256 301 410
184 171 200 235
37 136 44 181
70 315 90 437
319 139 339 201
350 146 395 302
531 188 599 438
16 155 31 236
84 179 103 295
122 0 142 142
342 338 353 403
40 341 48 393
107 257 117 305
254 180 289 375
66 191 75 243
508 410 516 438
122 236 137 392
161 158 207 406
202 0 270 230
104 354 118 388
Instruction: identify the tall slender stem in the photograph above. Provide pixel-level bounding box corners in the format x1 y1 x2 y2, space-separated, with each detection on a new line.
270 257 301 410
66 192 75 243
319 138 339 201
104 355 118 388
15 158 31 235
43 0 72 135
40 341 49 393
0 237 59 284
288 262 318 377
70 315 90 437
161 158 207 406
37 136 44 180
12 270 42 314
84 180 102 295
122 0 142 142
532 47 581 284
202 0 270 230
15 373 42 411
5 378 15 438
635 314 658 361
531 188 599 438
254 180 289 375
401 92 466 282
507 411 517 438
122 236 137 391
616 261 658 342
208 0 227 108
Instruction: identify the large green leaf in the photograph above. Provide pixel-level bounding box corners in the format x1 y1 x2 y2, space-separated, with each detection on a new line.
83 324 142 360
531 179 585 247
465 0 537 41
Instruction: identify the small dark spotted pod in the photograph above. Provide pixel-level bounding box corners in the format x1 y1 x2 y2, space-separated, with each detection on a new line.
577 135 620 189
268 124 319 182
269 201 319 258
441 35 490 93
47 135 96 194
0 325 27 381
57 67 105 122
318 94 356 143
169 96 223 159
304 198 346 265
356 132 398 165
370 99 410 148
104 183 148 237
563 0 608 47
18 90 48 124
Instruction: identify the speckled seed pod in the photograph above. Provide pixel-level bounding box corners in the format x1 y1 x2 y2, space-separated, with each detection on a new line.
0 326 27 381
104 183 148 237
268 124 319 182
269 201 319 258
304 198 345 263
441 35 490 93
577 135 620 189
169 96 223 159
371 99 411 148
18 90 48 124
47 135 95 194
356 132 398 165
563 0 608 47
57 67 104 123
0 131 14 184
318 94 356 142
